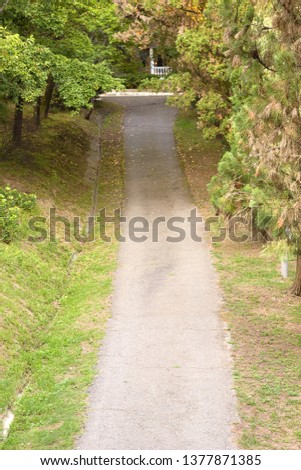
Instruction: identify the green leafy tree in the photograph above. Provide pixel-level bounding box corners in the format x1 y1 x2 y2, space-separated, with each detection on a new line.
0 28 51 144
120 1 230 137
115 1 207 86
52 56 123 112
0 0 124 143
168 3 230 139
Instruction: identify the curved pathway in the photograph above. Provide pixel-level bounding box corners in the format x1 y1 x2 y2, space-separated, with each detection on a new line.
78 96 237 449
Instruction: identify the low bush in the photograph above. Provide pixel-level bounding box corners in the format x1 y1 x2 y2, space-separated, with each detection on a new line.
0 186 36 243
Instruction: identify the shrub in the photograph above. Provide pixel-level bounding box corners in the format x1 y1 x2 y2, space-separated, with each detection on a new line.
0 186 36 243
139 75 169 92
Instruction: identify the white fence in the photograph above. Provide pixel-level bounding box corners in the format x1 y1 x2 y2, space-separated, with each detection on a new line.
151 66 172 76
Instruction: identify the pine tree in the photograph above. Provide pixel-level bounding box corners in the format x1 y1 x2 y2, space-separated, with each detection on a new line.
210 0 301 295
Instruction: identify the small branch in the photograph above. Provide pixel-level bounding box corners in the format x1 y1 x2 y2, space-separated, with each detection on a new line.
178 6 203 16
252 46 276 72
0 0 10 14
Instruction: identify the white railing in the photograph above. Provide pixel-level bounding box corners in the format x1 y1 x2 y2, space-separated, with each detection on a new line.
151 66 172 76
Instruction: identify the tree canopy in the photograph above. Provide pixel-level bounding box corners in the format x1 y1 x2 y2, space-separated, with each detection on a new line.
0 0 125 143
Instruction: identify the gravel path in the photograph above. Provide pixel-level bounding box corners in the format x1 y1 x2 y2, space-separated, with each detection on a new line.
78 96 237 450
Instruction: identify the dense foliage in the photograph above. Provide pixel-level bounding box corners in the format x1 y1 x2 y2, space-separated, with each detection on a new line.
0 186 36 242
208 0 301 294
0 0 125 144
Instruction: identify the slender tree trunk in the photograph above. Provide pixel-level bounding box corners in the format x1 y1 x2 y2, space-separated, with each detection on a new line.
291 253 301 296
85 97 96 120
85 108 94 120
12 96 24 146
44 74 54 118
251 207 260 241
35 97 42 128
250 207 272 242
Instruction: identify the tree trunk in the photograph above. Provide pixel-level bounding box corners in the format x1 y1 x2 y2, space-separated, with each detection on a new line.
35 96 42 128
251 207 260 241
12 96 24 146
85 108 94 120
44 74 54 118
85 97 96 120
250 207 272 242
291 253 301 296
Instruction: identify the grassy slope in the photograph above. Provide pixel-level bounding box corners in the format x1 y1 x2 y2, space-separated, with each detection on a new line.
174 110 301 450
0 102 124 449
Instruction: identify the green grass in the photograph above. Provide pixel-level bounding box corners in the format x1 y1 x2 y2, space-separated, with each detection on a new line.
2 241 117 449
174 109 227 211
214 244 301 450
0 102 124 449
174 109 301 450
